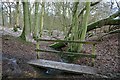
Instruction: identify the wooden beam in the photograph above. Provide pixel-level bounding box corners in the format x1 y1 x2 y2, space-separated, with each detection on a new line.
35 39 98 45
28 59 97 75
35 49 97 58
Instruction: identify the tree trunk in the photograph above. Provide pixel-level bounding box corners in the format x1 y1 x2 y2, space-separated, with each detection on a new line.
16 2 19 27
14 1 19 32
79 1 91 51
28 4 32 33
8 3 12 27
33 2 39 38
49 3 120 51
36 2 45 59
2 2 4 26
39 2 45 37
68 2 79 52
20 1 29 41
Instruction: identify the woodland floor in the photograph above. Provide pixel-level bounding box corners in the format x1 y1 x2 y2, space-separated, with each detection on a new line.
1 32 120 79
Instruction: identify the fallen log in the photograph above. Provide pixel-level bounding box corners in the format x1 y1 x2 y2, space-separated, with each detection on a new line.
87 19 120 32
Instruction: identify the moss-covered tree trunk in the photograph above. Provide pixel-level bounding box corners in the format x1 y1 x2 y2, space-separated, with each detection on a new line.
28 4 32 34
39 2 45 37
65 1 91 62
20 1 29 41
34 1 40 59
66 1 91 52
68 2 79 52
36 2 45 59
28 3 35 35
79 1 91 51
63 1 79 62
33 2 39 39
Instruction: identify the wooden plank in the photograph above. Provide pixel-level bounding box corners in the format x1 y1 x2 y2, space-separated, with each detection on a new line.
35 38 98 44
28 59 97 75
35 49 97 58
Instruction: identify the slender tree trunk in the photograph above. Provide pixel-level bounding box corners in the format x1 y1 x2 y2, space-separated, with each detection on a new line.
34 2 40 59
10 8 12 27
2 2 4 26
8 3 12 27
28 4 32 33
79 1 91 51
20 2 26 40
36 2 45 59
16 2 19 27
33 2 39 38
7 2 12 27
29 3 35 34
14 1 19 32
39 2 45 37
62 2 68 36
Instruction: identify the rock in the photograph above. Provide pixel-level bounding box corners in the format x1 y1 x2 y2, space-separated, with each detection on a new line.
2 57 22 77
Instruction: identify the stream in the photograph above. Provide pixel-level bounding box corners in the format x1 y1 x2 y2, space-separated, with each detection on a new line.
2 56 65 78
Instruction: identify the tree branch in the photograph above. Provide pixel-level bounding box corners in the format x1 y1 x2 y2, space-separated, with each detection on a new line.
78 1 101 18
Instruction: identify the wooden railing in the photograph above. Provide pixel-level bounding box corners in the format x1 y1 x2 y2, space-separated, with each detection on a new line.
35 38 98 65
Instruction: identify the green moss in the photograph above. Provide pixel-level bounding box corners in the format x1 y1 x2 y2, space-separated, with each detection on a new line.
49 42 66 50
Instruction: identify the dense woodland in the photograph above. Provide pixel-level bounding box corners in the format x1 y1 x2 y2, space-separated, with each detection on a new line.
0 0 120 79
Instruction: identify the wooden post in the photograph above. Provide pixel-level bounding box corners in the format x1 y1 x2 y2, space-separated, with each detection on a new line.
36 41 40 59
92 44 96 66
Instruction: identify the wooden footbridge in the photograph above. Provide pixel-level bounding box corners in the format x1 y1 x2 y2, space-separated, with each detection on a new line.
28 38 98 75
28 59 97 75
